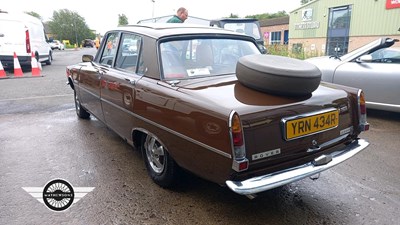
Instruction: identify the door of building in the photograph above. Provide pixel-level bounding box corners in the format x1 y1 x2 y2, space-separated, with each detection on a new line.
326 5 352 56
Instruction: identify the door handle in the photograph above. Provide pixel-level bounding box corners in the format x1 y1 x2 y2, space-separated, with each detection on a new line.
125 78 135 85
97 70 104 79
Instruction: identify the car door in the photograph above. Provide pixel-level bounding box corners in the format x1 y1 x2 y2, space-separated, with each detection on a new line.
78 32 122 123
332 49 400 108
100 32 144 140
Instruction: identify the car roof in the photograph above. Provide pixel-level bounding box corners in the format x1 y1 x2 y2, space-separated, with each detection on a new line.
210 18 258 22
107 23 250 40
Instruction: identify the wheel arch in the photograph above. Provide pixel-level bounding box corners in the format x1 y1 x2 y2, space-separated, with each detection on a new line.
131 128 149 150
67 77 75 90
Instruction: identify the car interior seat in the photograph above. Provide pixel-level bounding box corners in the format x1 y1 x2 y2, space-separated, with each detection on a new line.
196 42 213 67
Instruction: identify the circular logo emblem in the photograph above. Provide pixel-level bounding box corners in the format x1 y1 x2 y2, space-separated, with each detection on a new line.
42 179 74 211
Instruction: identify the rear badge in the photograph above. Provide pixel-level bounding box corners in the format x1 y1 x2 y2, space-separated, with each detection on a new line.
340 127 352 135
252 148 281 161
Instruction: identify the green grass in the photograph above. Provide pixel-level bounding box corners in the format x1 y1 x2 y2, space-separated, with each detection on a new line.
266 45 322 59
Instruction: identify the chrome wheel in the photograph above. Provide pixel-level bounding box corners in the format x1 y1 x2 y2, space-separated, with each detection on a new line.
144 134 166 174
75 93 80 111
74 91 90 119
141 133 178 187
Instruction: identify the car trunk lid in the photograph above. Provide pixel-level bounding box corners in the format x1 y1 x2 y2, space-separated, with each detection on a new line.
175 76 358 176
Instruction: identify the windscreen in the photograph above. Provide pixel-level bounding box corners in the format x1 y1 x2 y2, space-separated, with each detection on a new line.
223 22 261 40
160 38 260 80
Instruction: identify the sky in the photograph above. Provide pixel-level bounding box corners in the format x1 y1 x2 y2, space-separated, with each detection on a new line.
2 0 302 34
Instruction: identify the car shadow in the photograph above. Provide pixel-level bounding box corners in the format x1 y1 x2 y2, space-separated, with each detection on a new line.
367 109 400 121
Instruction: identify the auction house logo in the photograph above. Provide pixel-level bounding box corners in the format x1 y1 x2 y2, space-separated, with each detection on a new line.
22 179 94 212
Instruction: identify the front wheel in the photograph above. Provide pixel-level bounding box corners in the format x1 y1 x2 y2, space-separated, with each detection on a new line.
74 90 90 119
141 133 178 188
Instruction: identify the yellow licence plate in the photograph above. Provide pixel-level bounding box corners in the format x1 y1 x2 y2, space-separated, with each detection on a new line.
284 110 339 140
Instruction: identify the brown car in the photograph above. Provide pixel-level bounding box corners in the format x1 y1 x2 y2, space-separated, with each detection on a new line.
66 24 369 198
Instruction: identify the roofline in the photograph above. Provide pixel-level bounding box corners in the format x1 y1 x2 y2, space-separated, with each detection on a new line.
105 23 254 40
290 0 321 13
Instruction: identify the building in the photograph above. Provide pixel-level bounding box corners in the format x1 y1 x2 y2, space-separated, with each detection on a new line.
289 0 400 56
259 16 289 45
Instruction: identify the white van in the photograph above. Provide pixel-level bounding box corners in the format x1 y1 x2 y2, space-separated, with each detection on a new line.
0 10 52 68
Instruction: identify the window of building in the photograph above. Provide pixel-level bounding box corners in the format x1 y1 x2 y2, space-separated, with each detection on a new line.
270 31 281 45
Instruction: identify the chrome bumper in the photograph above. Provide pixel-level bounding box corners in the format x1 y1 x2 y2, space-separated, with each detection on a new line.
226 139 369 195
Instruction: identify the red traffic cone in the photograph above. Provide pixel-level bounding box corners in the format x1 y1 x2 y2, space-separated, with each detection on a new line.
31 52 41 77
13 52 23 77
0 60 6 78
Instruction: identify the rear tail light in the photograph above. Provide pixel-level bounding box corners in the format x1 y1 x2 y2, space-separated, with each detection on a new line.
25 28 31 53
358 90 369 131
229 111 248 172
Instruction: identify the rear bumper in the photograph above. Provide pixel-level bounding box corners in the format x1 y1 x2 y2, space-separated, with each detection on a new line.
226 139 369 195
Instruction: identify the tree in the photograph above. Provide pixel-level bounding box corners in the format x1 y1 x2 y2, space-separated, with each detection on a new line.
228 13 239 18
25 11 42 20
47 9 95 45
245 11 288 20
118 14 129 26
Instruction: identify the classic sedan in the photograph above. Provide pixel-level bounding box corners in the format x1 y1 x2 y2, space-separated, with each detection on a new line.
66 24 369 198
307 37 400 113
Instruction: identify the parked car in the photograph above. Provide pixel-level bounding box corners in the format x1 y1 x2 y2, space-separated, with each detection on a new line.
210 18 267 54
0 10 52 67
66 24 369 198
82 39 94 47
49 39 65 50
306 37 400 113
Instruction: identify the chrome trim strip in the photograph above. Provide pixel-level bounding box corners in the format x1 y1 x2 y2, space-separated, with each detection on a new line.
281 107 339 141
100 97 232 159
366 101 400 113
226 139 369 195
367 101 400 109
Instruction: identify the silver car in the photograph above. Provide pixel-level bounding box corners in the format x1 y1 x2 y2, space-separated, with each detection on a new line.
307 37 400 113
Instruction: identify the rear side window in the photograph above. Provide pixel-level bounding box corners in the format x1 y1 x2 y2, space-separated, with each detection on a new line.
99 32 119 67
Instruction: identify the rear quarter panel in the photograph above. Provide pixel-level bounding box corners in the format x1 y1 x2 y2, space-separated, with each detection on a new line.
133 78 234 184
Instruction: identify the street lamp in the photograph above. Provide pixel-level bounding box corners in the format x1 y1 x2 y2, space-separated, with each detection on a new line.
151 0 155 18
71 21 78 48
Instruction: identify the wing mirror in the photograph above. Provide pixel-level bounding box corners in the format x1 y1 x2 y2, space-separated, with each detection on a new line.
82 55 94 62
357 55 373 63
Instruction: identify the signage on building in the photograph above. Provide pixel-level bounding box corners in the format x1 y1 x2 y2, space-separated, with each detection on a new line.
294 21 320 30
386 0 400 9
295 8 319 30
302 8 313 21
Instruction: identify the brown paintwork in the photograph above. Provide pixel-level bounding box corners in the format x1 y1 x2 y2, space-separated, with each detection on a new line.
67 24 364 186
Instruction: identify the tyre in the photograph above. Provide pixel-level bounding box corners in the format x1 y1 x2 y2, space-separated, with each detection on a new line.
236 54 321 96
45 51 52 65
74 91 90 119
141 133 177 188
